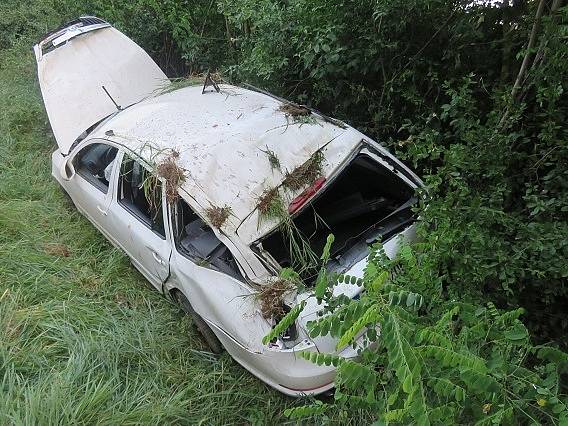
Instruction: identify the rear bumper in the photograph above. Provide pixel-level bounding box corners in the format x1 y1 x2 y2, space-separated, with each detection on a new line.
208 321 368 397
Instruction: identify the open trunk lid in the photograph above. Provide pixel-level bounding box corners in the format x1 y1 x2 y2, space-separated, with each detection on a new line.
34 16 168 155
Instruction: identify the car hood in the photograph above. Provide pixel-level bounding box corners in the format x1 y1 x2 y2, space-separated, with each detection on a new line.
34 17 168 155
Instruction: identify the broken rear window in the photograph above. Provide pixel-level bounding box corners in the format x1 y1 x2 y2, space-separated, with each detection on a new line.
255 153 416 282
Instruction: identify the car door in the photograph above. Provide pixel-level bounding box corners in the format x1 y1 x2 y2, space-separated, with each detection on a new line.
63 140 119 240
106 151 171 290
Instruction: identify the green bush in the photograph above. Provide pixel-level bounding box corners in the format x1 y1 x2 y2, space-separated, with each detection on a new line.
283 243 568 424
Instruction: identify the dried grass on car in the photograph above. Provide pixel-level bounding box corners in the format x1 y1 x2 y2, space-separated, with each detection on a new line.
278 103 311 117
256 279 296 319
156 150 186 204
206 205 232 229
282 150 324 192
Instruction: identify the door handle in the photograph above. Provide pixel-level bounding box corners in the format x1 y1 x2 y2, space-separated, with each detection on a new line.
151 251 163 265
96 205 108 216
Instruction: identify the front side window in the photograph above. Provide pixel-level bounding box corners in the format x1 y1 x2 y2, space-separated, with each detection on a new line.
117 155 165 239
73 142 118 193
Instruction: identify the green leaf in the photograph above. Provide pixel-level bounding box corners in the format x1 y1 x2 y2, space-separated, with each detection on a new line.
262 301 306 345
503 323 528 341
320 233 335 262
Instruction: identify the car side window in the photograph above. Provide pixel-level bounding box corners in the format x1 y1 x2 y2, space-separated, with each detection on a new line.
73 142 118 193
173 198 243 280
117 154 165 239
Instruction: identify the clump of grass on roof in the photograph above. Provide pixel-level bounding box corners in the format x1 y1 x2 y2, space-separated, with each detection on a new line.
156 150 186 204
256 187 286 222
154 75 204 96
206 205 232 229
278 102 311 117
260 147 281 172
282 150 324 192
256 279 296 319
278 102 319 127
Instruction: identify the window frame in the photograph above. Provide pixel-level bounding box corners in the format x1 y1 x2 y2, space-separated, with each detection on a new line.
72 141 118 194
115 151 167 240
171 197 217 262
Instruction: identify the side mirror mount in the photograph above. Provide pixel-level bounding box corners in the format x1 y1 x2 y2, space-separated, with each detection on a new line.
60 157 76 181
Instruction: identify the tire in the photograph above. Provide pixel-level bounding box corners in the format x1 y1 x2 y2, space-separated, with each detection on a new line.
174 290 224 354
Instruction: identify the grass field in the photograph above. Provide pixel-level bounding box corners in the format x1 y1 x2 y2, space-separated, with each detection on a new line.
0 9 336 426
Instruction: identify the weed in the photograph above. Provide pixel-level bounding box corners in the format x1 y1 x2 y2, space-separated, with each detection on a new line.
260 147 281 172
282 150 324 192
255 279 295 319
278 103 318 128
156 151 186 204
255 186 320 276
278 103 310 117
205 205 232 229
256 187 285 220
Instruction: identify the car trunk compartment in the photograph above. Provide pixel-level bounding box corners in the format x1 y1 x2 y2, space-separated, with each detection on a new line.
257 153 416 282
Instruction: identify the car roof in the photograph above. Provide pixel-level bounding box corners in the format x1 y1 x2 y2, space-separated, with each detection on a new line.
90 84 363 244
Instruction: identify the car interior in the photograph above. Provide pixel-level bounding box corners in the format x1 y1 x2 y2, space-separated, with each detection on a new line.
173 198 243 280
74 142 118 193
117 156 165 238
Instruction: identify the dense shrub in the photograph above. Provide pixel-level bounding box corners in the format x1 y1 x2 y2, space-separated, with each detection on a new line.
216 0 568 345
285 243 568 424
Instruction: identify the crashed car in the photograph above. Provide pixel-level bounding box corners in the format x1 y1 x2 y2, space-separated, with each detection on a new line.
34 17 423 396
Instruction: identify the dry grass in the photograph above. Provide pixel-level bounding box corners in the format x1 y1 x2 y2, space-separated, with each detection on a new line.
282 150 324 192
156 151 186 204
256 279 295 319
43 243 70 257
205 205 232 229
278 103 311 117
256 187 283 217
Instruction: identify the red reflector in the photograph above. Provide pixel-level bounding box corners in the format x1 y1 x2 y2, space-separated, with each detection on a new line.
288 177 326 214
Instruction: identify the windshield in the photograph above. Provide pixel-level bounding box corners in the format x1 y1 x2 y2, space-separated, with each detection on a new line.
255 153 416 282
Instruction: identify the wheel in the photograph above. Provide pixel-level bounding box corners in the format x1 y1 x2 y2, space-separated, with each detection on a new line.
173 290 224 354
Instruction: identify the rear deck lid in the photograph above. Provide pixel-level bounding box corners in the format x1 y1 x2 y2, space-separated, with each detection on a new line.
33 17 169 154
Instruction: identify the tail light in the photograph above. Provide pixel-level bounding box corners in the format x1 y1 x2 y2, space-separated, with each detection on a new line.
288 177 326 214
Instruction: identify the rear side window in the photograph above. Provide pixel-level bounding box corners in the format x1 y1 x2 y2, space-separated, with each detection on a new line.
117 155 165 239
73 142 118 193
173 198 243 280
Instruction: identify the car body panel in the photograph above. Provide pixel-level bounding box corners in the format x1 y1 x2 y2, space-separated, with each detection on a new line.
34 20 168 155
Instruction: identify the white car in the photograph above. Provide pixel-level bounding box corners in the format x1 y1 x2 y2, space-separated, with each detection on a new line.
34 17 422 396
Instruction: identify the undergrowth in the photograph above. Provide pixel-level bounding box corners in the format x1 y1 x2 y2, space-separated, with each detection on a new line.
272 240 568 424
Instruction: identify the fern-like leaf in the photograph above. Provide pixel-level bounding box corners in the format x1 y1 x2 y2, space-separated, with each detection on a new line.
284 402 328 419
367 270 389 293
418 345 487 373
383 312 421 393
459 368 500 394
336 305 381 349
427 377 466 402
262 301 305 344
300 351 345 367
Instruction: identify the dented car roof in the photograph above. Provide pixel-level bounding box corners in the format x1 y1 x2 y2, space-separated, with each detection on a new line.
89 84 365 244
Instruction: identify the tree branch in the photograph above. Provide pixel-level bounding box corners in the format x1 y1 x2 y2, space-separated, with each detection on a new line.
510 0 546 100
